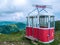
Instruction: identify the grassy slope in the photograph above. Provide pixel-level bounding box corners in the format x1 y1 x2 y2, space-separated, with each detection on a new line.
0 30 34 45
0 30 60 45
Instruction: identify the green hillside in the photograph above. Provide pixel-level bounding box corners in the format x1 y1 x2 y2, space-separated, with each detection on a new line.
0 22 26 34
55 20 60 31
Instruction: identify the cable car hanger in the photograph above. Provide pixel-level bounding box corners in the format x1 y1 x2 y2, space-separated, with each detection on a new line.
28 5 52 16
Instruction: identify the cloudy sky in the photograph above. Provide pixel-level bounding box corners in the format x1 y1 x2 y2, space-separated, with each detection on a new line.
0 0 60 22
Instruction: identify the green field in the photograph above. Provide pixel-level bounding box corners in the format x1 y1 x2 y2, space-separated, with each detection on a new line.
0 30 60 45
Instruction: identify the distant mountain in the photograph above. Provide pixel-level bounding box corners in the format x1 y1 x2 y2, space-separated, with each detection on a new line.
0 21 26 26
0 21 26 34
0 21 26 29
0 21 17 25
15 22 26 30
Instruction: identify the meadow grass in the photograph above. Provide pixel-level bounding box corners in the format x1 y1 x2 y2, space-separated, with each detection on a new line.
0 30 60 45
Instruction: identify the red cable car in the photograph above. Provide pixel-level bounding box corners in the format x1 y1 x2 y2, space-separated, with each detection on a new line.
25 5 55 43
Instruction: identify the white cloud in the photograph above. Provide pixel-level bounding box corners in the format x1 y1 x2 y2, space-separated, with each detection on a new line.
0 12 26 22
12 12 25 21
0 0 29 22
12 0 27 6
0 0 60 21
0 0 29 13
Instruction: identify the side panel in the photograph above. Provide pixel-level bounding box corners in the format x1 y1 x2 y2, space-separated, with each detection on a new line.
38 28 54 42
38 29 49 42
43 30 49 42
33 28 39 39
49 29 54 40
26 27 29 36
26 27 33 36
29 27 33 36
38 29 44 41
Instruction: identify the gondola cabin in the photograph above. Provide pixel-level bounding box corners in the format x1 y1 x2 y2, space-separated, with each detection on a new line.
25 5 55 43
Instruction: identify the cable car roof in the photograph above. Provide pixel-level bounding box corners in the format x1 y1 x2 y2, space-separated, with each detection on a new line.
26 15 54 18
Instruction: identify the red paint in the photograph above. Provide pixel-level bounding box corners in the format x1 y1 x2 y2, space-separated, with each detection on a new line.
26 27 29 36
38 29 48 42
33 28 39 39
26 27 54 42
36 5 46 8
29 27 33 36
38 28 54 42
49 29 54 40
26 27 32 36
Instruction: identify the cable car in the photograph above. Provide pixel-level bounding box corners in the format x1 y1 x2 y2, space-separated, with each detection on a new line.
25 5 55 43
